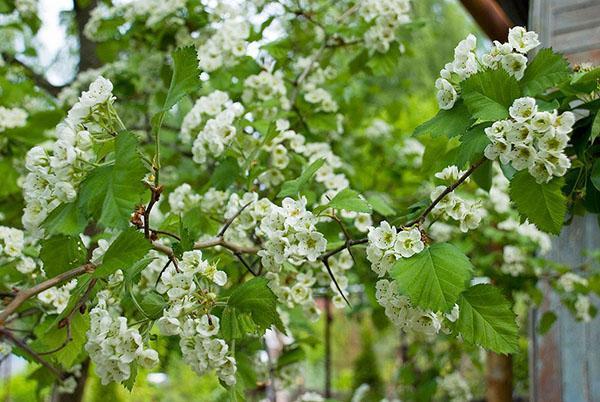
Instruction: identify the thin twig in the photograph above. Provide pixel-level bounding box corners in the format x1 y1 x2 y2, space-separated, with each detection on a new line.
218 202 253 237
234 252 258 277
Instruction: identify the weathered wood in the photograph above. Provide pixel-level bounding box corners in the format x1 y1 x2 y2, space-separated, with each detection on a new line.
486 352 513 402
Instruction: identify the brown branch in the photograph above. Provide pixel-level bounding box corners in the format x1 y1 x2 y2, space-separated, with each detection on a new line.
406 158 486 227
144 185 163 239
218 202 253 237
0 263 95 326
0 328 65 380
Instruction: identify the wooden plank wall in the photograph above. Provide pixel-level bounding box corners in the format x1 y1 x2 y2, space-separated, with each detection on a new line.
528 2 600 401
530 0 600 64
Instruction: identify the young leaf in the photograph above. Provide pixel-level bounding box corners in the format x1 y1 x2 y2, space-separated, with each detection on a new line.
537 311 557 335
509 171 566 234
461 69 520 122
139 291 167 319
220 278 284 339
454 124 490 167
39 235 87 278
391 243 473 312
43 202 87 236
456 284 519 354
414 100 471 138
32 313 90 368
78 132 147 229
93 228 151 278
366 193 396 216
316 188 372 214
277 158 325 198
520 48 570 96
162 46 202 112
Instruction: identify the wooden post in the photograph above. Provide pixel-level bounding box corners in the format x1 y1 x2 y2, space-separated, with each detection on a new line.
486 352 513 402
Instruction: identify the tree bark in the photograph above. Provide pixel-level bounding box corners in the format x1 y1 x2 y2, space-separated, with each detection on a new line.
486 352 513 402
73 0 101 71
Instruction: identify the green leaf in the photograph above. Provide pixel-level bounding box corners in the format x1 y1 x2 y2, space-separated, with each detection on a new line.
537 311 557 335
461 69 521 122
124 256 155 284
0 159 19 198
93 228 151 278
39 235 87 278
210 156 240 190
78 132 147 229
139 291 167 319
456 284 519 354
221 278 284 340
454 124 490 167
521 49 570 96
391 243 473 312
366 193 395 216
472 160 493 192
277 158 325 198
509 171 566 234
414 100 471 138
317 188 372 214
162 46 201 111
43 202 87 236
33 313 90 368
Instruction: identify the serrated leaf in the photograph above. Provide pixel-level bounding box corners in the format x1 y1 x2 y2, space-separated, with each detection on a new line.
277 158 325 198
78 132 147 229
0 159 19 198
454 124 490 167
124 256 155 284
456 284 519 354
221 278 284 339
210 156 240 190
316 188 372 214
391 243 473 312
162 46 201 111
414 100 471 138
521 48 570 96
366 193 395 216
39 235 87 278
93 228 151 278
509 171 566 234
32 313 90 368
461 69 521 122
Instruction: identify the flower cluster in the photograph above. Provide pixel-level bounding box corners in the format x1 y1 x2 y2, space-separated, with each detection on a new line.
437 372 473 402
37 280 77 313
179 315 237 386
15 0 37 16
366 222 424 277
294 58 339 112
0 341 12 358
575 294 592 322
242 70 290 111
435 26 540 110
558 272 588 292
23 76 114 231
484 97 573 183
430 166 485 233
197 18 250 72
168 183 201 215
0 226 25 263
359 0 411 53
0 106 27 132
85 297 159 385
500 245 526 276
375 279 443 336
181 91 244 164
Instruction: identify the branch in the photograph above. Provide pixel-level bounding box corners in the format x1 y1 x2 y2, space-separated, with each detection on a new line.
0 328 65 380
0 263 95 325
1 52 63 96
406 158 486 227
218 202 253 237
144 185 163 239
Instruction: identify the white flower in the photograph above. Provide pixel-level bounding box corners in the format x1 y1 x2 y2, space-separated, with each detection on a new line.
393 228 424 258
137 348 160 369
196 315 220 337
501 53 527 80
575 294 591 322
435 78 458 110
509 97 537 122
508 26 540 53
368 221 397 250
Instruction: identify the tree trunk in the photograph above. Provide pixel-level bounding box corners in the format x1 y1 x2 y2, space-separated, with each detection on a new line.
52 359 89 402
73 0 101 71
486 352 512 402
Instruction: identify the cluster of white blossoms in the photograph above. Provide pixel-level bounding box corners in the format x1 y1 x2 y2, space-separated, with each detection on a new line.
37 280 77 313
366 222 424 277
151 249 236 385
294 57 339 112
180 91 244 164
430 166 485 233
197 18 250 72
243 70 290 111
375 279 444 336
437 372 473 402
14 0 37 16
85 0 186 40
435 26 540 110
179 315 237 386
574 294 592 322
85 295 160 385
0 226 24 263
168 183 201 215
501 245 526 276
0 341 12 358
0 106 27 132
558 272 588 292
484 97 573 183
22 76 115 231
358 0 411 53
497 217 551 255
